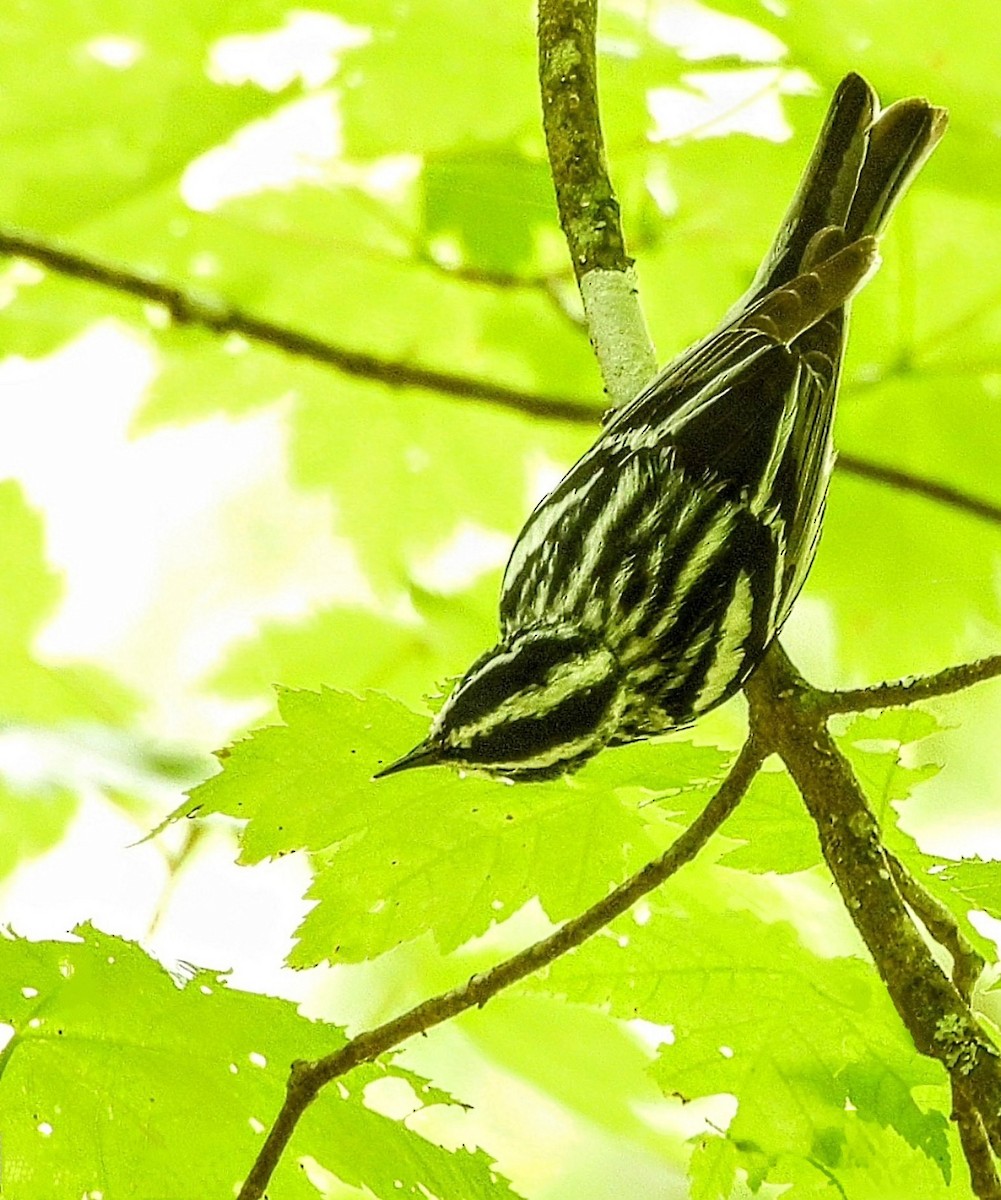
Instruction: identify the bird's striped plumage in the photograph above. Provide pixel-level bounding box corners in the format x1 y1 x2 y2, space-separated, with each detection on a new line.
377 74 947 782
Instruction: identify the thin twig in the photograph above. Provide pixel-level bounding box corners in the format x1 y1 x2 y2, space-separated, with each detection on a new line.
236 737 765 1200
823 654 1001 715
0 225 599 426
884 849 984 1000
145 821 208 939
3 225 1001 530
839 453 1001 528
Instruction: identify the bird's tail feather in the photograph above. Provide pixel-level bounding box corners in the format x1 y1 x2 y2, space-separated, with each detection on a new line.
749 73 947 299
845 96 948 239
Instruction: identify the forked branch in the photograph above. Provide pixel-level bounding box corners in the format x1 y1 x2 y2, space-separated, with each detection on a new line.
747 647 1001 1181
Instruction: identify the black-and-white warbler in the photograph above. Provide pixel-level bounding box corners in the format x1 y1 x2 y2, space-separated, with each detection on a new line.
378 74 947 781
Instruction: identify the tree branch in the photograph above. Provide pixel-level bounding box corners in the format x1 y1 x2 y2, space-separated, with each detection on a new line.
236 736 765 1200
746 645 1001 1158
0 225 599 427
3 226 1001 528
838 452 1001 528
954 1081 1001 1200
537 0 656 404
824 653 1001 715
884 848 984 1001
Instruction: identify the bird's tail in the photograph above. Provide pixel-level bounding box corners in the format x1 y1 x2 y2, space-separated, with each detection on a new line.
748 73 948 299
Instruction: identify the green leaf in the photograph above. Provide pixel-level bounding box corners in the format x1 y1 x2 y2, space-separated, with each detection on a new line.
689 1134 738 1200
420 148 557 274
839 710 942 825
541 905 950 1184
0 925 516 1200
716 767 822 874
173 688 735 963
935 858 1001 930
765 1115 960 1199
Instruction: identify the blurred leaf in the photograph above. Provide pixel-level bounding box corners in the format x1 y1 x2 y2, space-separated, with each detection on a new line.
689 1135 738 1200
462 993 681 1153
209 578 500 712
420 148 556 273
0 0 295 234
707 0 1001 197
289 378 594 592
0 783 77 884
335 0 539 157
0 481 135 725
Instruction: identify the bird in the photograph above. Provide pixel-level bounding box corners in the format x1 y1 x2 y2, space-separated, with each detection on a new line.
376 73 947 782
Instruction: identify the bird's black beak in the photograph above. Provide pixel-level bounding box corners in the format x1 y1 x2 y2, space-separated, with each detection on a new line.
373 739 444 779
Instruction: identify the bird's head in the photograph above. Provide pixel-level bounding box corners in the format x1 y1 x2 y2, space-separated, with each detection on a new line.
376 626 625 781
